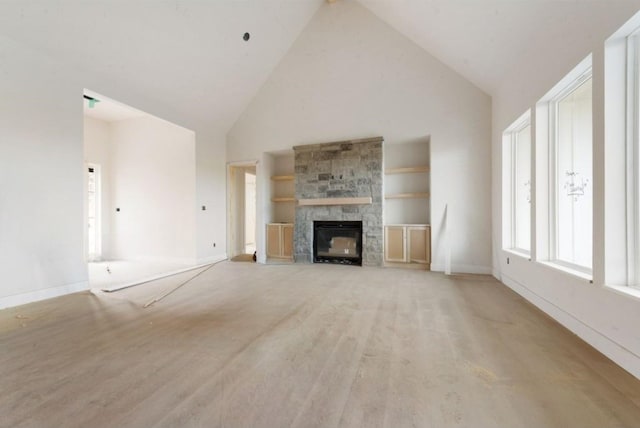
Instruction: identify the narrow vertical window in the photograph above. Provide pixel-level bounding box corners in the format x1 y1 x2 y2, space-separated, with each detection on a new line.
603 12 640 289
503 111 531 255
514 122 532 252
552 73 593 271
629 28 640 286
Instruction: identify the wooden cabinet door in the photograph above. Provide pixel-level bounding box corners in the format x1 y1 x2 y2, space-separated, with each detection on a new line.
407 226 429 264
385 226 407 262
282 224 294 258
266 224 281 258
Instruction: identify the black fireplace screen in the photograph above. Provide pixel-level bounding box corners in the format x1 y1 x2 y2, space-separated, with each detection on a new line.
313 221 363 266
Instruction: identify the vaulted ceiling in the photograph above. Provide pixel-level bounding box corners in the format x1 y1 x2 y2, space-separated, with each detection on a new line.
1 0 637 131
358 0 640 94
0 0 324 129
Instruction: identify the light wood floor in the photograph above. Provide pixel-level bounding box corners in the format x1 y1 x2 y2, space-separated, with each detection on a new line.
2 262 640 427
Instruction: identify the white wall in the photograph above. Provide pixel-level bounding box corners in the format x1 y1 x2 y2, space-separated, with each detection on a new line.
110 116 196 263
195 127 227 264
83 116 112 259
0 33 227 308
227 1 492 273
492 4 640 378
84 114 198 263
0 36 88 308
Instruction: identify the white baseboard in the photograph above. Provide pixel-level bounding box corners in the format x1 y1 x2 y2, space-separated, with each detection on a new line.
431 264 492 275
125 255 199 265
502 273 640 380
0 281 89 310
103 255 228 292
196 254 228 265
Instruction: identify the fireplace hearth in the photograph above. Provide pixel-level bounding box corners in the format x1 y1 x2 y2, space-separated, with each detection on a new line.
313 221 363 266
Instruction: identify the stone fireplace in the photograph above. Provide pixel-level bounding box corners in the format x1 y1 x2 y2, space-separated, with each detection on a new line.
293 137 383 266
313 220 363 266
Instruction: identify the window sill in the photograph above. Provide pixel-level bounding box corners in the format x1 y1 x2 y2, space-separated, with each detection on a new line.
605 284 640 303
537 260 593 281
504 248 531 260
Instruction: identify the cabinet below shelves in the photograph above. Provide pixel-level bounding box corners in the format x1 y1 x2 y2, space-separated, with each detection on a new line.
266 223 294 260
384 224 430 269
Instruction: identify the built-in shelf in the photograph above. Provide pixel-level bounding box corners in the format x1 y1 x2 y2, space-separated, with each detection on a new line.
385 166 429 175
298 197 373 206
271 173 295 203
271 175 294 181
385 192 430 200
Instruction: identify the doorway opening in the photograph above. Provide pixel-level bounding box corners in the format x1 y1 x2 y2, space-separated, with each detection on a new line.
244 170 256 254
83 89 198 290
86 164 101 262
228 162 258 262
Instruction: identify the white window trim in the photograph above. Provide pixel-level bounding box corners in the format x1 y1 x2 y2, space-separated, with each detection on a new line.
603 12 640 292
504 111 531 255
627 29 640 288
538 260 593 282
544 59 593 277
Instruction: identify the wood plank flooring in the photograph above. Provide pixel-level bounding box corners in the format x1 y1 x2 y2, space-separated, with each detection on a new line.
1 262 640 427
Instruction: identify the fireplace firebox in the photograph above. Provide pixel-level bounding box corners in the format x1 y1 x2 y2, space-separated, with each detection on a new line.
313 221 363 266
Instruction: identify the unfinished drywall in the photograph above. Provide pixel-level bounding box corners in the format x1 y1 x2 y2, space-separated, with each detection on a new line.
109 116 196 263
492 4 640 378
228 1 492 273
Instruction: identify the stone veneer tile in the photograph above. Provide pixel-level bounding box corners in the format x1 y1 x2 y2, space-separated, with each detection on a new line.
293 137 384 266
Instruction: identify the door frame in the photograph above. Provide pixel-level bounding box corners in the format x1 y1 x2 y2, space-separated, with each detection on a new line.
226 160 258 259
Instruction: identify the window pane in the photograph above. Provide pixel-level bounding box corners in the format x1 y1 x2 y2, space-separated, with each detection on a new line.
514 124 531 251
556 78 592 269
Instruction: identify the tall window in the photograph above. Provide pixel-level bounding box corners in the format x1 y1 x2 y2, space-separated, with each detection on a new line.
627 26 640 286
551 73 593 271
603 12 640 289
631 29 640 286
504 112 531 254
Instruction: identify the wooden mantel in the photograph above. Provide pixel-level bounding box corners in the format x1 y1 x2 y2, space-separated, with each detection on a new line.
298 197 373 206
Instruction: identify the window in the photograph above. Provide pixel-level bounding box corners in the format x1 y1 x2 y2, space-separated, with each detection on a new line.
630 29 640 287
503 112 531 254
621 24 640 287
603 11 640 289
550 69 593 272
536 55 593 278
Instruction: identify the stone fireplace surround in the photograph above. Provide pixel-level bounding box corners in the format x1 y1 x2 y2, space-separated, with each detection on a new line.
293 137 383 266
